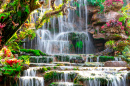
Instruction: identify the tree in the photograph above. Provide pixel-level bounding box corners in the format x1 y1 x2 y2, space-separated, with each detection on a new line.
0 0 72 50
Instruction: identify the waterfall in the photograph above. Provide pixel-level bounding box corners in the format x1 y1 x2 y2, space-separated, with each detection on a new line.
24 0 96 55
19 77 44 86
19 67 44 86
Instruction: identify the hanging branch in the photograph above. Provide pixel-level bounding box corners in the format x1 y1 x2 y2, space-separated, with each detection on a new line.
0 0 75 50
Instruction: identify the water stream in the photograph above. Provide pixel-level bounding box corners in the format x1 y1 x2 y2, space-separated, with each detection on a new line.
24 0 96 55
20 0 130 86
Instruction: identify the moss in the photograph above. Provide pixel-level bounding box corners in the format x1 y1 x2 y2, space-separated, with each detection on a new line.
20 49 47 56
44 71 64 82
47 67 51 70
99 56 114 62
43 67 48 73
55 55 70 62
56 64 65 66
53 66 57 69
74 75 108 85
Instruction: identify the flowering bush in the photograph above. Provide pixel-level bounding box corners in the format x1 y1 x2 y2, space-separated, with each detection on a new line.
101 20 124 30
0 46 13 59
105 0 124 6
0 58 23 76
6 59 21 66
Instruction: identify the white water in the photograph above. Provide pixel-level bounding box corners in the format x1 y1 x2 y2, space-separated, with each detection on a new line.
24 0 96 55
20 0 129 86
19 67 44 86
56 69 129 86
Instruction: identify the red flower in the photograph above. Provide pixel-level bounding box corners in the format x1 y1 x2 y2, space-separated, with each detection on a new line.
1 16 5 19
6 60 13 66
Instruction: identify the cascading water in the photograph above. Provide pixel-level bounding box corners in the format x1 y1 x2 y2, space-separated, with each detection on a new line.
19 67 44 86
19 0 130 86
24 0 96 55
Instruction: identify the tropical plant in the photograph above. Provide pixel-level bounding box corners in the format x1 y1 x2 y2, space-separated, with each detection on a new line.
75 41 83 50
0 58 23 76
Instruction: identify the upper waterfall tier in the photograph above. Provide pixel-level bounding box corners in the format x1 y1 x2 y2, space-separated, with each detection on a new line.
24 0 97 55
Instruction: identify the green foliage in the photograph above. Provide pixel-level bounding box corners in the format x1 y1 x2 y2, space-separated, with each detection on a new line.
44 71 63 82
6 27 36 52
122 46 130 63
46 67 51 70
87 0 105 12
75 41 83 49
99 56 114 62
43 66 48 73
11 50 20 54
56 64 64 66
1 63 22 76
105 40 115 48
53 66 57 69
18 55 30 64
122 46 130 57
20 49 47 56
0 12 11 23
118 5 130 27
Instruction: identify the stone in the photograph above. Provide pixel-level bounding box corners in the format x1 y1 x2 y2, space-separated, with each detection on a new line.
22 64 29 70
91 11 121 25
93 33 105 39
104 2 123 12
104 61 127 67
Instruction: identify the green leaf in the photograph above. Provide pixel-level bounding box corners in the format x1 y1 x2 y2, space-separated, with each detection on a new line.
17 11 22 16
119 17 125 21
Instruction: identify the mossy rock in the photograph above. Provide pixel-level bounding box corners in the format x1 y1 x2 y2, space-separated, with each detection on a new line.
104 2 123 12
99 56 114 62
106 34 122 40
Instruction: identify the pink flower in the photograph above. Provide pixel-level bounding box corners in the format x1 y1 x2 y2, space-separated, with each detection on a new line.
101 26 105 29
121 26 124 30
0 23 5 29
106 22 110 27
1 59 5 62
118 22 122 25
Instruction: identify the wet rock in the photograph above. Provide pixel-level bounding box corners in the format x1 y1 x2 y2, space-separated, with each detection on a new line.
91 11 121 25
22 64 29 70
70 59 85 63
93 33 105 39
104 61 127 67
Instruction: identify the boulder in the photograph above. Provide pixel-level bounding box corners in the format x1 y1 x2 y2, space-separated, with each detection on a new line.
91 11 121 25
104 61 127 67
22 64 29 70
